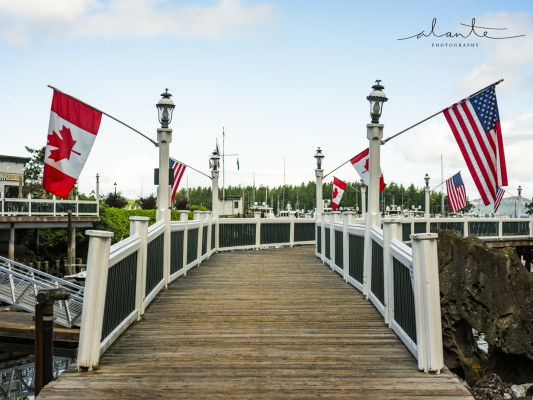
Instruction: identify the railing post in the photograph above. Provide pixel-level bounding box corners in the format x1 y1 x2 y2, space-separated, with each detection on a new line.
77 230 114 371
206 211 213 256
75 195 79 216
195 211 203 263
0 192 3 216
28 194 32 216
410 232 443 373
130 216 149 319
254 212 261 250
498 216 503 238
383 219 402 326
464 216 469 238
330 211 340 270
289 213 295 247
179 210 189 274
321 212 326 263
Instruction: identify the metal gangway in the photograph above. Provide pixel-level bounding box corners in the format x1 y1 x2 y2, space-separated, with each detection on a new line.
0 256 84 327
0 357 73 400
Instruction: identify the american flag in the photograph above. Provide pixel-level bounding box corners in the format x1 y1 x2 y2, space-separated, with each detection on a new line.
494 187 505 213
169 158 186 203
446 172 467 213
443 86 507 206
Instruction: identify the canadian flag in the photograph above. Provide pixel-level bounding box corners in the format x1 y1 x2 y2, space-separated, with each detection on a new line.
350 148 386 193
43 91 102 199
331 177 347 211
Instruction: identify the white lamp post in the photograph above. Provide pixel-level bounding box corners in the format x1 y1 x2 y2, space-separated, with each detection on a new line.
156 89 175 287
366 80 387 227
314 147 324 218
363 80 387 296
210 150 220 218
424 173 430 218
156 89 175 221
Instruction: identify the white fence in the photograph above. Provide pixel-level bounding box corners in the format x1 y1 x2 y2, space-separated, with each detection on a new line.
315 211 444 373
0 194 99 217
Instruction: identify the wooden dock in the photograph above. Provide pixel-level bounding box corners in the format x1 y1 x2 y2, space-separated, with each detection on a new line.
38 246 473 399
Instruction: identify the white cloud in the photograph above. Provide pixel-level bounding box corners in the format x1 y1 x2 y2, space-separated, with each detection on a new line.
460 12 533 93
0 0 278 46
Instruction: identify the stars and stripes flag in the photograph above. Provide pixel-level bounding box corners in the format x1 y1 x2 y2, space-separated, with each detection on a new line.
43 90 102 198
494 187 505 213
446 172 467 213
331 177 347 211
169 158 186 202
350 148 386 192
443 85 507 206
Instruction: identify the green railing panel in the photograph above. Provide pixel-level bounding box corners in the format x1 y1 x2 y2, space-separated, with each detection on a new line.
171 230 184 273
294 223 315 242
211 226 215 250
430 221 464 236
370 240 384 305
55 203 77 213
102 252 137 339
202 226 208 255
402 223 411 242
260 223 290 245
30 202 54 213
348 234 364 282
146 234 164 296
325 228 330 260
393 257 416 344
334 230 343 269
219 224 256 248
414 222 427 234
187 228 199 265
316 226 322 254
469 221 498 237
78 203 98 213
503 221 529 236
4 201 29 213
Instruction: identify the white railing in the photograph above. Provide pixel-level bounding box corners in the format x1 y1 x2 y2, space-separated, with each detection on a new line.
315 212 443 373
399 215 533 242
0 194 99 217
77 211 313 370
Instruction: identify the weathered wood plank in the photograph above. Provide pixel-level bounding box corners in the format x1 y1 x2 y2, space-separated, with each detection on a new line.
39 246 473 399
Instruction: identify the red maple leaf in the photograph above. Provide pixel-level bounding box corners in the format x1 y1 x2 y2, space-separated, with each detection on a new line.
47 126 81 162
332 187 339 199
363 158 369 173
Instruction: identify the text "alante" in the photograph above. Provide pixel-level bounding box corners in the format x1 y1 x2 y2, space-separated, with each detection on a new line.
398 18 525 41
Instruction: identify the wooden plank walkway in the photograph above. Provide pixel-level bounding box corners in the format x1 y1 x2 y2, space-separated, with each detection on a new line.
39 246 473 399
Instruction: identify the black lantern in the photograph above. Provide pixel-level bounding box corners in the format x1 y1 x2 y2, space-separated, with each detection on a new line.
424 173 430 188
314 147 324 169
210 150 220 171
367 80 388 124
156 89 175 128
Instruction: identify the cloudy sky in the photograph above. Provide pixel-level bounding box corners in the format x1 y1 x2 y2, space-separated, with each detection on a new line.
0 0 531 204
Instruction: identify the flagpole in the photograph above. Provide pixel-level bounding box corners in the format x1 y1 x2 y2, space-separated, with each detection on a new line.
172 159 211 180
381 79 504 145
47 85 158 146
323 158 351 179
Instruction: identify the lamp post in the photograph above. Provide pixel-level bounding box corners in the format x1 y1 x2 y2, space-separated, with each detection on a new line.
366 80 387 226
156 89 175 220
363 80 387 296
424 173 430 218
314 147 325 218
517 185 522 217
114 182 117 195
156 89 175 287
210 150 220 218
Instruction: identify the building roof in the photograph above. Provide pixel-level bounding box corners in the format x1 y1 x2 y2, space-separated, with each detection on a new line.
0 155 31 164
